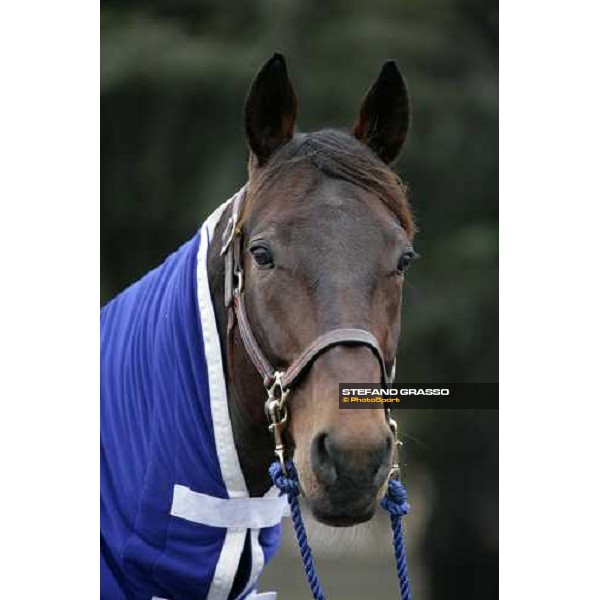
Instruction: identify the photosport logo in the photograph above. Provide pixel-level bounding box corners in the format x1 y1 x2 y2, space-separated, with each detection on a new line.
338 383 499 409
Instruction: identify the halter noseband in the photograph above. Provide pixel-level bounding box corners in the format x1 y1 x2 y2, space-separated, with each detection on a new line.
220 188 399 474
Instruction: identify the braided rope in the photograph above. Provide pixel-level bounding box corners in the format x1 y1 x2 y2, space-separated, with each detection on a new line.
269 461 326 600
269 461 413 600
381 479 412 600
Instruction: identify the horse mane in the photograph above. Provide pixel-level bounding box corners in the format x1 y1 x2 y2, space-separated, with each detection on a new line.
243 129 415 239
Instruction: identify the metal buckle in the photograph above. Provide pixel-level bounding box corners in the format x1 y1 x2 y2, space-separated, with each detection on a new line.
265 372 290 474
388 416 403 481
234 268 244 295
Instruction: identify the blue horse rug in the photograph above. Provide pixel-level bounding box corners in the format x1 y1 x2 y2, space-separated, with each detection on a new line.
101 192 288 600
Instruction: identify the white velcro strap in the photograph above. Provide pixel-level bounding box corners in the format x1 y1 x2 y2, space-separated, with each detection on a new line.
171 485 289 529
154 592 277 600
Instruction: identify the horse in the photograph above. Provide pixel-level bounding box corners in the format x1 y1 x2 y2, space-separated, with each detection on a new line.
101 53 416 600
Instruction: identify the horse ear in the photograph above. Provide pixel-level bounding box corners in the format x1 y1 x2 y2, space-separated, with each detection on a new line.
245 53 298 165
353 60 410 164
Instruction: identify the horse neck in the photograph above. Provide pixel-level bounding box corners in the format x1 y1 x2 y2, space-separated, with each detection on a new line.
207 205 275 496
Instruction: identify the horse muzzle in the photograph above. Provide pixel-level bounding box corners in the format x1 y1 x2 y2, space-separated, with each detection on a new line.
303 430 393 526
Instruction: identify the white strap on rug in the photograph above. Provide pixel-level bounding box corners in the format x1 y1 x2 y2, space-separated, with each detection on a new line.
171 484 290 529
152 593 276 600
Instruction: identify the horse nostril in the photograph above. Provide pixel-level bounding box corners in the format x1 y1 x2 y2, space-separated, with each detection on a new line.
372 435 393 488
311 433 338 485
355 435 392 488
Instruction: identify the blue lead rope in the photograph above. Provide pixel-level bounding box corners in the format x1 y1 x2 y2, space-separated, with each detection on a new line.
381 479 412 600
269 461 412 600
269 462 326 600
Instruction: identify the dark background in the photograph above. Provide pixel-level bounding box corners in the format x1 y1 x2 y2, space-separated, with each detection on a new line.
101 1 498 598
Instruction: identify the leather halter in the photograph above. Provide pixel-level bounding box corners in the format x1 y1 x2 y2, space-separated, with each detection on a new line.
220 188 399 474
221 187 402 477
221 188 395 392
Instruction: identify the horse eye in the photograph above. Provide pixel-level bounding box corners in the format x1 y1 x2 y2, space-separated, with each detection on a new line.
397 249 416 273
250 244 274 267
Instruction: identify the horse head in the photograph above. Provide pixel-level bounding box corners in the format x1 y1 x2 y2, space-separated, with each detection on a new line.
213 54 416 527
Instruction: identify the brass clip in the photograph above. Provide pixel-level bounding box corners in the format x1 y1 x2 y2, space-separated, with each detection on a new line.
265 372 290 474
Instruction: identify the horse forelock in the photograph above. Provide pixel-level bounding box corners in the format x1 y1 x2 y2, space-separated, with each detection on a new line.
241 129 415 239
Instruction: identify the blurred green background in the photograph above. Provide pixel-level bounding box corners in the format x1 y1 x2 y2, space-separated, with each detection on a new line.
101 1 498 598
